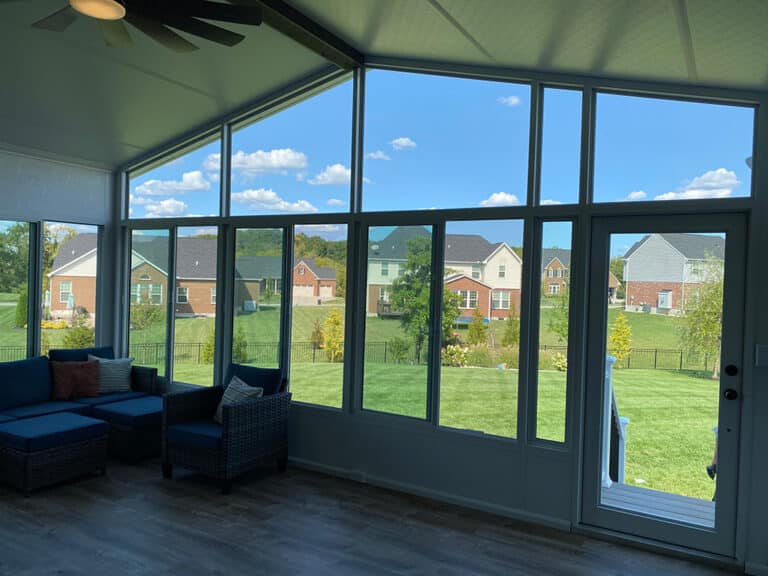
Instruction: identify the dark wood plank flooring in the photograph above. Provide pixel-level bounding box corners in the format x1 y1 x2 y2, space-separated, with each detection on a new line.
0 460 731 575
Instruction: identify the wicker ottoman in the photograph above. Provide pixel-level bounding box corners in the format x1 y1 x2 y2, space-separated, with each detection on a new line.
0 412 108 495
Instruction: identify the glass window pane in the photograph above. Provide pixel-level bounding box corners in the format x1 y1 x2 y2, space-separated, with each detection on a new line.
230 81 353 215
540 88 581 205
594 94 753 203
0 221 30 361
173 227 217 385
129 137 221 219
233 228 283 369
42 223 98 353
129 230 169 376
536 222 573 442
441 220 524 438
363 70 530 211
363 225 433 418
290 224 347 407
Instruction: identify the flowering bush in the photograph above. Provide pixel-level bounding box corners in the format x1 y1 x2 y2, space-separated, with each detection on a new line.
553 352 568 372
41 319 68 330
442 344 468 367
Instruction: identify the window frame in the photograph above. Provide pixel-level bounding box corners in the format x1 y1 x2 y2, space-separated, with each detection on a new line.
177 286 189 304
59 280 73 304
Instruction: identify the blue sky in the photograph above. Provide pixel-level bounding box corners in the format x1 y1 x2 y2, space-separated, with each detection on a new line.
129 70 753 254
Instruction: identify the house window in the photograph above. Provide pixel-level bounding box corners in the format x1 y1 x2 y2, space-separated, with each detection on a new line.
379 287 390 302
658 290 672 309
176 286 189 304
211 287 216 305
549 283 560 295
471 264 481 279
139 273 151 281
456 290 478 308
150 284 162 305
299 267 305 275
498 264 506 278
381 262 389 276
492 290 510 309
59 281 72 304
547 268 554 278
130 284 141 305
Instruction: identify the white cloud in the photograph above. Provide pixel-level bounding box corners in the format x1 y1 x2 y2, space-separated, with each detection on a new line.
205 149 308 176
309 164 351 185
541 199 562 205
134 171 210 196
390 137 417 151
144 198 188 218
480 192 521 207
366 150 391 161
327 198 346 206
626 190 647 201
296 224 342 234
497 95 521 107
231 188 317 213
655 168 739 200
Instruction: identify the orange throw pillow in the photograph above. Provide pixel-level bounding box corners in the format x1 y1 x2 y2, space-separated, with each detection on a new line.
50 360 100 400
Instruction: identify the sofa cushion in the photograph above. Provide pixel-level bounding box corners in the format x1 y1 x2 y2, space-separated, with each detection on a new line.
225 364 283 396
0 415 16 424
92 396 162 429
1 401 90 420
88 355 133 394
0 356 51 411
50 360 100 400
166 420 222 450
73 391 147 407
48 346 115 362
0 412 108 452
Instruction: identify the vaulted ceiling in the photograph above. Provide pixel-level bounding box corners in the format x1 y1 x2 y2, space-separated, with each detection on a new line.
1 0 766 170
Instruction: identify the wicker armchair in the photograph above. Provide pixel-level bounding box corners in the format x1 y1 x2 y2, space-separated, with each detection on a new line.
162 367 290 494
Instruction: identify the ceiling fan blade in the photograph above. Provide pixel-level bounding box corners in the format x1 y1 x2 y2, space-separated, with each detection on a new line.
161 14 245 47
31 6 77 32
190 1 262 25
124 14 198 52
99 19 132 48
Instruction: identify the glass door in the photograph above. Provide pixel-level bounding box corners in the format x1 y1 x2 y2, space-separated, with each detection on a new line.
582 214 745 557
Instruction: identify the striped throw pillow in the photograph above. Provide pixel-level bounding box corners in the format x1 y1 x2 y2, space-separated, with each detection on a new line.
214 376 263 424
88 355 133 394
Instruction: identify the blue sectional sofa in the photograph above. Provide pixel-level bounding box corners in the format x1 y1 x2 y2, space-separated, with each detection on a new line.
0 347 164 493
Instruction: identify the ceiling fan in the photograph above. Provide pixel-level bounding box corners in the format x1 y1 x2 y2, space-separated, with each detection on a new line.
19 0 264 52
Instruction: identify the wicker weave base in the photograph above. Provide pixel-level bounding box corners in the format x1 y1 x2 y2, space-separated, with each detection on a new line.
0 435 108 495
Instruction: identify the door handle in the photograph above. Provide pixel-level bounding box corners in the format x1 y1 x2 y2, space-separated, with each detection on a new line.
724 388 739 401
724 364 738 376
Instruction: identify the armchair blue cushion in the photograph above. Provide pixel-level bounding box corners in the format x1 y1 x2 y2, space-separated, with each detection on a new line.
224 364 284 396
0 356 52 411
166 420 223 450
48 346 115 362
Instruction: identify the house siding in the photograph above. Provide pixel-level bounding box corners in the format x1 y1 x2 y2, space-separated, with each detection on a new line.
543 258 568 296
484 247 522 290
49 276 97 318
625 235 685 283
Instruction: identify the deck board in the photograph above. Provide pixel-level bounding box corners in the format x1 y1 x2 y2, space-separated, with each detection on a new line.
601 483 716 528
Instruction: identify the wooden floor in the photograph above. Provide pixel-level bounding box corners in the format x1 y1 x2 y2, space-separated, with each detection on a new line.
602 483 716 528
0 460 730 576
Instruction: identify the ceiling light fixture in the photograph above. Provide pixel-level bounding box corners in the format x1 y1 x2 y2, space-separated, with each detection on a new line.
69 0 126 21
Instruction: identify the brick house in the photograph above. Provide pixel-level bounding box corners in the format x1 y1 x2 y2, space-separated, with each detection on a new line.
48 233 99 321
292 258 338 305
623 233 724 314
541 248 620 301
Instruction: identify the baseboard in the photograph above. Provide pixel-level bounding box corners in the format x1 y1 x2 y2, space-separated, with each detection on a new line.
288 456 572 532
746 562 768 576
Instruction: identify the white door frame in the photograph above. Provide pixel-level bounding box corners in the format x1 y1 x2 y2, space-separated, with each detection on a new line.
581 213 746 557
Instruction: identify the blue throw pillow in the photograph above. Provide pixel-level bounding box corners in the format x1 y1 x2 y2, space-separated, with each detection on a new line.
48 346 115 363
224 364 283 396
0 356 52 411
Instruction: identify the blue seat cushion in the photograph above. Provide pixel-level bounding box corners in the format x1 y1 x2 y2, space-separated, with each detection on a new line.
92 396 162 429
48 346 115 363
166 420 222 450
0 413 108 452
73 391 147 407
225 364 284 396
1 401 90 419
0 415 16 424
0 356 52 411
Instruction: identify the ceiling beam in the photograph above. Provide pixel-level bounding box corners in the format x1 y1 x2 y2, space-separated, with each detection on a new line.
254 0 363 69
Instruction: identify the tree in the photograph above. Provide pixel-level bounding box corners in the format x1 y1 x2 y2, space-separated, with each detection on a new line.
501 305 520 347
201 328 215 364
680 256 723 378
467 307 488 346
310 319 325 350
232 325 248 364
610 256 625 299
547 289 570 343
62 312 95 349
0 222 30 293
608 312 632 366
131 297 163 332
15 287 27 328
324 308 344 362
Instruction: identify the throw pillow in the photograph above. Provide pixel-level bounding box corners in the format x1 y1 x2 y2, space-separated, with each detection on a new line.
214 376 263 424
50 360 100 400
88 355 133 394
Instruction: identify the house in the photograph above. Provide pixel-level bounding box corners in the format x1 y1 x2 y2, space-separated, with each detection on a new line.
367 226 522 318
623 233 724 314
51 235 337 318
541 248 620 301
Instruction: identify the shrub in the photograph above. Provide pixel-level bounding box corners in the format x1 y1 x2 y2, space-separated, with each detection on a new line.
131 301 163 331
310 319 324 350
608 312 632 367
553 352 568 372
441 344 468 367
387 336 412 364
15 288 27 328
201 328 215 364
232 325 248 364
466 344 493 368
324 308 344 363
497 347 520 369
467 307 488 346
41 319 68 330
501 308 520 347
62 313 94 349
